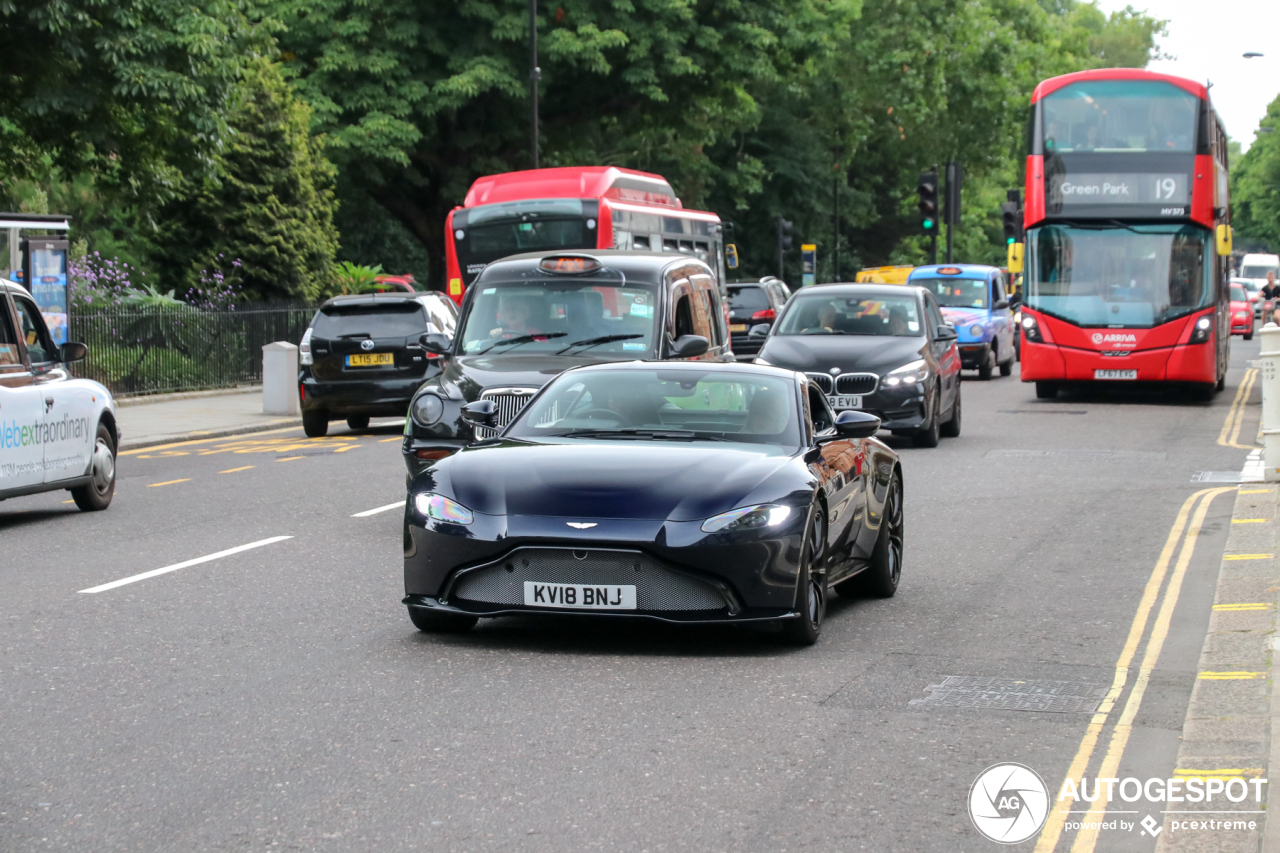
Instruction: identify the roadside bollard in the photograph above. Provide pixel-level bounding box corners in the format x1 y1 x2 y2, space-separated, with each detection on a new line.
1260 321 1280 481
262 341 300 416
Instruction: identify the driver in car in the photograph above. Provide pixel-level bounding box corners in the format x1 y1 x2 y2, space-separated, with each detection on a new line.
489 297 546 340
804 304 838 334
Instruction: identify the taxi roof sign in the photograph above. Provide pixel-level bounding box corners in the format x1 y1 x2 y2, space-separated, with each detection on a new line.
540 255 601 275
937 267 962 275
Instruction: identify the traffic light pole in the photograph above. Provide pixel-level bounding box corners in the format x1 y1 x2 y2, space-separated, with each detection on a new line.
930 235 938 265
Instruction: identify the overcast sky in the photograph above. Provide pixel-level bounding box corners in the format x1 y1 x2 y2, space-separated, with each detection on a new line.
1096 0 1280 150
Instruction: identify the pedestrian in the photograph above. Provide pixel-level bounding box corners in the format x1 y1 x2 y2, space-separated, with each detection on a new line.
1262 272 1280 324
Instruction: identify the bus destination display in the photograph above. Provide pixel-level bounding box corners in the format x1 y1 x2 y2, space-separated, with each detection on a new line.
1048 173 1189 207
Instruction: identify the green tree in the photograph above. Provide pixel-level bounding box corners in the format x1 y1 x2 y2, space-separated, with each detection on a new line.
154 58 339 302
1231 95 1280 252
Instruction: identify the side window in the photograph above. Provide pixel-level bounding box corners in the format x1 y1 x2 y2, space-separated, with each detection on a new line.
13 296 54 364
0 297 21 368
697 289 722 346
689 289 714 340
992 274 1006 303
674 295 696 338
924 295 945 335
807 385 834 432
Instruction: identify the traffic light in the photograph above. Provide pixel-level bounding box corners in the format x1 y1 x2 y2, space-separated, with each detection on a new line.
1001 202 1019 245
917 171 939 236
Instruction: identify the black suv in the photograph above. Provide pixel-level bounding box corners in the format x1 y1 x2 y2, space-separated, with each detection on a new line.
401 250 732 475
727 277 790 357
299 292 458 437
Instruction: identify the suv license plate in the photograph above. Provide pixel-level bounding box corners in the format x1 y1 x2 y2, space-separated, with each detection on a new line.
524 582 636 610
828 395 862 410
347 352 394 367
1094 369 1137 380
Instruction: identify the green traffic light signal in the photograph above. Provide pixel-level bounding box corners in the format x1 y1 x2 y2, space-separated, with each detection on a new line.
1006 237 1015 245
923 218 935 231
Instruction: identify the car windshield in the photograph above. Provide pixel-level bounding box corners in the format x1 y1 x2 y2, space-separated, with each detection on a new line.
459 280 658 356
913 277 988 309
507 368 802 447
1026 224 1211 328
1242 265 1278 280
1041 80 1198 153
727 286 771 312
774 293 922 337
312 303 426 338
1231 284 1248 303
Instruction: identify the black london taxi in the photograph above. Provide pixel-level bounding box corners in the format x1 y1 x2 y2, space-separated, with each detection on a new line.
401 250 731 476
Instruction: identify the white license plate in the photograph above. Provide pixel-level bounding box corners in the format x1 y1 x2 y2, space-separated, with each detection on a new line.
729 323 748 332
827 395 863 409
523 581 637 610
1094 369 1137 380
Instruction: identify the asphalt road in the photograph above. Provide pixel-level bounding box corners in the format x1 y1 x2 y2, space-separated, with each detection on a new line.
0 341 1262 852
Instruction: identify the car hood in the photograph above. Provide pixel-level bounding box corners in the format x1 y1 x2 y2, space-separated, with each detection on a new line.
939 307 990 327
437 353 627 401
422 439 809 521
758 334 927 376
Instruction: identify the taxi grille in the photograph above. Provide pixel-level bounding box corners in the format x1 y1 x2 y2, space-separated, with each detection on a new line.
450 548 728 612
475 389 536 438
805 373 834 394
835 373 878 395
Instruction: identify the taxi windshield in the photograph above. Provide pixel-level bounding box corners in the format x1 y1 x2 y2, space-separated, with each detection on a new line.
459 280 659 356
913 277 988 309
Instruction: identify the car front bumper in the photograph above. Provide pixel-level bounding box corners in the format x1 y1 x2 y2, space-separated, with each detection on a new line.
828 382 928 432
957 341 991 369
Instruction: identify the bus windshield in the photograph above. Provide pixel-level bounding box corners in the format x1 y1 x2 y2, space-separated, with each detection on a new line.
1026 224 1211 328
1041 80 1198 154
460 200 591 268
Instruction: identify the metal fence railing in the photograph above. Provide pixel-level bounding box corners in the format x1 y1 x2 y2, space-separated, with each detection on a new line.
69 305 317 397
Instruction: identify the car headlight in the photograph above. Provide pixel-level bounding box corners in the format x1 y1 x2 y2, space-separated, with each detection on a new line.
969 324 983 337
414 493 474 524
411 392 444 426
701 504 792 534
882 359 927 387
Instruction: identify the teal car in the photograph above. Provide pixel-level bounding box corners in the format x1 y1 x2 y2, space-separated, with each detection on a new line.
908 264 1016 380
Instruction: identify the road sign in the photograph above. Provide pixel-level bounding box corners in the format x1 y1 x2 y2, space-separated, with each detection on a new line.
801 244 816 287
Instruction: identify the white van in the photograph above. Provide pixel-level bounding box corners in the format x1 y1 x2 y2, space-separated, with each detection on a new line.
1239 253 1280 286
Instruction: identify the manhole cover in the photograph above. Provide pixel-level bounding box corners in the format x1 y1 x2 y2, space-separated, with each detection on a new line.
909 676 1108 713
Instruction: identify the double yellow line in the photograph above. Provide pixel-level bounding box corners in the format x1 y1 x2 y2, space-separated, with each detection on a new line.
1034 487 1233 853
1217 367 1258 449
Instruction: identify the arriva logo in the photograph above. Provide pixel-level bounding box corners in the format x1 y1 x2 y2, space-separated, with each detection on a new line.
1091 332 1138 345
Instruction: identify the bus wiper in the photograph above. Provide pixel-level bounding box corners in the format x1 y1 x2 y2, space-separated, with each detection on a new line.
555 334 644 354
474 332 566 355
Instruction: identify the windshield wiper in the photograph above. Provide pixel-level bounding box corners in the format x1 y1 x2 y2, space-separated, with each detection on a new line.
473 332 566 355
555 334 644 354
556 428 734 442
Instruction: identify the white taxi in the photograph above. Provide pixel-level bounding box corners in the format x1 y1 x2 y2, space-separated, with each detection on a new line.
0 279 118 511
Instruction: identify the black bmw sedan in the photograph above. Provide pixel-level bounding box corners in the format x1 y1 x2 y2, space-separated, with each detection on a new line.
402 362 904 645
752 283 962 448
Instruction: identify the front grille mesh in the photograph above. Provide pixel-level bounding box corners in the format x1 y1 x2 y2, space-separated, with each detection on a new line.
475 390 535 438
835 373 878 395
805 373 833 394
451 548 727 611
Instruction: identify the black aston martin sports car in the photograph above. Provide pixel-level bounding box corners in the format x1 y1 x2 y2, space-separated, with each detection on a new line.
402 362 905 645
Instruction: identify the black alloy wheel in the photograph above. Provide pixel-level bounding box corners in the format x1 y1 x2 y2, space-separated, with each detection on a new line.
940 384 962 438
302 409 328 437
860 472 904 597
913 388 941 448
780 507 828 646
71 422 116 512
408 606 478 634
347 415 371 431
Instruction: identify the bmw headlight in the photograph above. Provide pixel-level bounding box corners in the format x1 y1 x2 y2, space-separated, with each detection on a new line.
701 504 792 534
882 359 927 387
969 324 983 337
411 392 444 426
414 493 474 524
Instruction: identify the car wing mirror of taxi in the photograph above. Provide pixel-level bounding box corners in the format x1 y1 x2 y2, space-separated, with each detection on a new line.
934 325 958 342
670 334 709 358
59 342 88 364
993 299 1010 310
748 323 771 337
419 332 452 355
461 399 497 428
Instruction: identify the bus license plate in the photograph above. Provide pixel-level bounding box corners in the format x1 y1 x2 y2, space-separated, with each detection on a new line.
523 582 636 610
346 353 394 367
828 395 862 410
1094 369 1137 380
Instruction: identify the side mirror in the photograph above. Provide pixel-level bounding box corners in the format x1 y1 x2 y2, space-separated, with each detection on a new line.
419 332 452 355
823 409 881 440
59 342 88 364
748 323 771 338
993 299 1010 310
461 399 497 428
670 334 709 358
934 324 958 342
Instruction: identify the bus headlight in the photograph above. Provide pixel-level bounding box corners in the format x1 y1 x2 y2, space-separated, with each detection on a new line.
1021 314 1044 343
1190 315 1212 344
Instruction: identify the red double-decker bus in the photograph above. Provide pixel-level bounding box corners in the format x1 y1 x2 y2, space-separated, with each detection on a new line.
443 166 725 305
1019 68 1234 399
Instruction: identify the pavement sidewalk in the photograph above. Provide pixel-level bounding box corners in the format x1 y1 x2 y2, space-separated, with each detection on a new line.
114 386 301 451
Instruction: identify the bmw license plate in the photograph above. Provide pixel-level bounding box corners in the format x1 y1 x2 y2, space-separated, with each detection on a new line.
1094 369 1137 380
827 395 862 410
523 581 636 610
346 352 394 367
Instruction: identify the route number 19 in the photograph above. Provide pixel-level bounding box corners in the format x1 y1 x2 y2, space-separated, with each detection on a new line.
1154 178 1178 200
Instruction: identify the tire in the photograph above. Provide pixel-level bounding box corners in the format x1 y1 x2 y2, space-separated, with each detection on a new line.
70 422 116 512
780 507 827 646
1245 331 1254 341
999 349 1013 376
1035 381 1058 400
912 389 941 448
302 409 329 437
978 348 994 381
346 415 371 431
408 606 478 634
940 385 962 438
1216 374 1226 392
858 471 904 598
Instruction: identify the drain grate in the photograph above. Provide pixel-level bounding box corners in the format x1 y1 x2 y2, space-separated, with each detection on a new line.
909 676 1108 713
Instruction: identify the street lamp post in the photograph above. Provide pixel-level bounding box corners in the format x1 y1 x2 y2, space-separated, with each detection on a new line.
529 0 540 169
